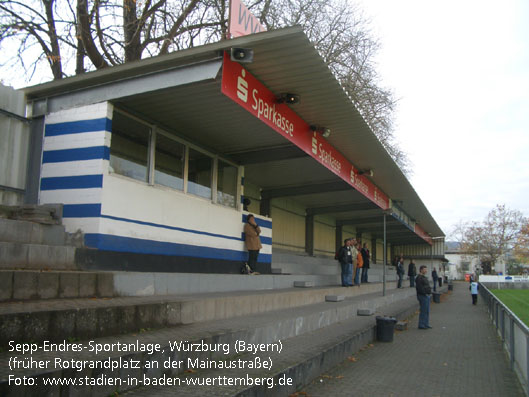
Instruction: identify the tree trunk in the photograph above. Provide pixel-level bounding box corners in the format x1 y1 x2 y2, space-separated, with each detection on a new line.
42 0 63 79
123 0 142 62
75 12 86 75
77 0 109 69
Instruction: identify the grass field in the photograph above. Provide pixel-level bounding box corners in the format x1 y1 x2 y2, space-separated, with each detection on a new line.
490 289 529 327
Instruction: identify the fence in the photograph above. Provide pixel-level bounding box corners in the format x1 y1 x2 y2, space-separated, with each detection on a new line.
480 283 529 396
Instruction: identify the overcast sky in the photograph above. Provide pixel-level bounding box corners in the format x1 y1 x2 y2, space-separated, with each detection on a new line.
352 0 529 236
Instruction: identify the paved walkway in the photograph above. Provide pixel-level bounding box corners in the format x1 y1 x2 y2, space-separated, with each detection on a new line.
300 282 525 397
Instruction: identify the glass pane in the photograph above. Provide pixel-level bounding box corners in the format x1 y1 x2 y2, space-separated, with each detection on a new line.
109 112 150 182
154 134 184 190
188 148 212 199
217 160 237 208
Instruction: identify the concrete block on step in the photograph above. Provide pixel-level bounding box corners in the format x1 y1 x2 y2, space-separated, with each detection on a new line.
357 308 375 316
395 321 408 331
13 271 38 300
325 295 344 302
294 281 314 288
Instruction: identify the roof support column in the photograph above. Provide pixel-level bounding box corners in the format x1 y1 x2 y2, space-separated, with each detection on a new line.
335 224 343 254
383 213 387 297
260 198 271 218
305 214 314 256
371 237 377 263
25 116 44 204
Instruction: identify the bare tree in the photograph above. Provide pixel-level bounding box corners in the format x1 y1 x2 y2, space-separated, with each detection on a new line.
513 219 529 264
1 0 409 173
455 204 526 273
0 0 71 80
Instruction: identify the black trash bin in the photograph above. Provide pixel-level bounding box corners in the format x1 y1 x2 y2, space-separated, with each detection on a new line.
432 292 441 303
376 316 397 342
448 283 454 291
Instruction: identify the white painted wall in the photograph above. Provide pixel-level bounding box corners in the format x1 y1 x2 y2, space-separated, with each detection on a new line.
99 173 272 260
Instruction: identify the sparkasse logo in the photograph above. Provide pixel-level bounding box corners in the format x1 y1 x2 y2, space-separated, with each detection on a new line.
237 69 248 103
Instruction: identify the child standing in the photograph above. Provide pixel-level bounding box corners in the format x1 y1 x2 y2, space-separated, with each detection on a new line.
470 280 479 305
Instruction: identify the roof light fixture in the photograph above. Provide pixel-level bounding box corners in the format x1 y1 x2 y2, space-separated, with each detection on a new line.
358 169 374 177
310 124 331 138
277 93 300 104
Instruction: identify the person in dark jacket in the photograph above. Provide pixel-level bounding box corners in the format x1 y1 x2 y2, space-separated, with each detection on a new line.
360 243 370 283
338 239 353 287
408 259 417 288
396 257 405 288
416 265 432 329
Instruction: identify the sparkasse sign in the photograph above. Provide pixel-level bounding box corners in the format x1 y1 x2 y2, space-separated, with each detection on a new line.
228 0 266 39
221 52 391 211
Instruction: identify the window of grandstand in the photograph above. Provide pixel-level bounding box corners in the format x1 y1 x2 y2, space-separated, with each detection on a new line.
109 112 150 182
217 160 238 208
154 133 185 190
110 109 239 207
187 148 212 199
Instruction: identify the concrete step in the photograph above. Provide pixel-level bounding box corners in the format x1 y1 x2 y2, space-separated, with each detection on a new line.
1 267 403 303
0 282 406 348
1 204 63 225
271 249 397 280
0 242 77 271
0 219 68 246
0 270 114 301
122 296 420 397
0 287 420 396
111 269 397 296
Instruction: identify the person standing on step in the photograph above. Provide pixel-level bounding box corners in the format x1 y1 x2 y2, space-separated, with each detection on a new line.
361 243 370 283
470 279 479 305
416 265 432 329
432 267 438 292
338 238 353 287
354 241 363 286
244 214 262 272
408 259 417 288
396 256 405 288
350 239 358 286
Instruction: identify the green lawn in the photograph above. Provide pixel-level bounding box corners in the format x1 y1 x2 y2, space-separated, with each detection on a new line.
490 289 529 327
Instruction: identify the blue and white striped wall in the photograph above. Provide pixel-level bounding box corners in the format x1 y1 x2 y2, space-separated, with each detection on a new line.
40 102 111 236
39 102 272 265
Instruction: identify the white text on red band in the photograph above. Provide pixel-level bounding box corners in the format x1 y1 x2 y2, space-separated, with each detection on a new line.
251 89 294 137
